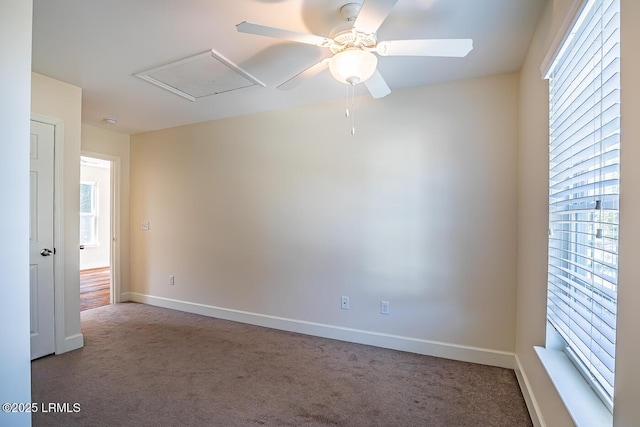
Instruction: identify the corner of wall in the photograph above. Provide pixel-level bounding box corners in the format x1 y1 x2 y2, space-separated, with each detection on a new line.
515 355 545 427
0 2 34 424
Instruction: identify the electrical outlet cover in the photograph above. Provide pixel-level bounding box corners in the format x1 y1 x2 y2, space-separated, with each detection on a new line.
341 296 350 310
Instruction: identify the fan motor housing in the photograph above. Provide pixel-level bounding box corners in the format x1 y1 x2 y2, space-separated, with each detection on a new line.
330 30 376 53
329 3 377 53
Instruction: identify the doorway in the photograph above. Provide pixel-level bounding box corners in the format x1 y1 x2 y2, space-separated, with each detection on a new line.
79 156 112 311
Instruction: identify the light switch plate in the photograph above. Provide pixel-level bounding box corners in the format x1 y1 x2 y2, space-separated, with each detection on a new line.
381 301 390 315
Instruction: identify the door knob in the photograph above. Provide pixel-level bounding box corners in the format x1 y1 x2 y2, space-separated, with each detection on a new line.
40 248 53 256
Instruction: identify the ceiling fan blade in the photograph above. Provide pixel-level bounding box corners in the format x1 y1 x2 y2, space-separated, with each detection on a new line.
377 39 473 57
364 69 391 99
278 59 331 90
354 0 399 35
236 21 331 47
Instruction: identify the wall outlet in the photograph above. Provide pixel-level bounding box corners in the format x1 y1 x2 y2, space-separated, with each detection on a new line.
380 300 390 315
141 221 150 230
341 296 350 310
169 275 175 286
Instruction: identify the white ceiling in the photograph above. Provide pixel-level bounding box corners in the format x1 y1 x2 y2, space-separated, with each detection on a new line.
32 0 547 135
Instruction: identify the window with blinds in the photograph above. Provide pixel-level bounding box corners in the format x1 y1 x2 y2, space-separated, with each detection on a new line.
546 0 620 408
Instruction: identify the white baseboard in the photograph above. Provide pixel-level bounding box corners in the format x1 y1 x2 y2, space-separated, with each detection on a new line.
515 354 545 427
126 292 516 369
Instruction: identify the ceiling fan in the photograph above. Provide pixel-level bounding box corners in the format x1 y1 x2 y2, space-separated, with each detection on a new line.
236 0 473 99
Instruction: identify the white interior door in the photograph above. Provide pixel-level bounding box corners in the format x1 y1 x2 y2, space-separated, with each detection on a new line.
29 120 56 360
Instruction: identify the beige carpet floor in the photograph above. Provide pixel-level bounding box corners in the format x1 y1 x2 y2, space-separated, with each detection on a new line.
32 302 532 426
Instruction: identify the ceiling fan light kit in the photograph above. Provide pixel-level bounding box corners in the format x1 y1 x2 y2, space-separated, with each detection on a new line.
329 48 378 85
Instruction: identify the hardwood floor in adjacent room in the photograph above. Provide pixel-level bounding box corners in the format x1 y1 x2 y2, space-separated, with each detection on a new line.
80 267 110 311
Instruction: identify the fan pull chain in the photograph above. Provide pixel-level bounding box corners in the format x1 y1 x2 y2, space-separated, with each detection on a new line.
343 83 356 135
351 83 356 135
345 84 350 118
344 83 356 135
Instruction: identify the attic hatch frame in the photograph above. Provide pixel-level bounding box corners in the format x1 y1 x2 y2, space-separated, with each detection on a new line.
134 48 266 102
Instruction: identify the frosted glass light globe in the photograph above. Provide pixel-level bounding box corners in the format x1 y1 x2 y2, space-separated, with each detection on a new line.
329 48 378 84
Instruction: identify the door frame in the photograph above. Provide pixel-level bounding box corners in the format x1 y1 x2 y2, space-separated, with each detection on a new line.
81 150 122 303
31 113 66 354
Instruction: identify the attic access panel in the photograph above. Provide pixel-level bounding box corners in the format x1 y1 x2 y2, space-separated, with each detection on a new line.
134 49 265 101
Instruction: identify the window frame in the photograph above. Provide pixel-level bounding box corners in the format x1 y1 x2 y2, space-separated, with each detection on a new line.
79 181 99 247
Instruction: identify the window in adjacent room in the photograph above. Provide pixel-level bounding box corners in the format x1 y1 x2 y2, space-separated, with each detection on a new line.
546 0 620 410
79 182 99 246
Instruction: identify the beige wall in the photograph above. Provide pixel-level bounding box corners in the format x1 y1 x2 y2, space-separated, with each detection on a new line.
0 1 33 425
81 124 131 296
516 0 640 425
31 72 83 353
131 73 519 355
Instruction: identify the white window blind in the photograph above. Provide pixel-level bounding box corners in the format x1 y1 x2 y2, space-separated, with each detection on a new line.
546 0 620 407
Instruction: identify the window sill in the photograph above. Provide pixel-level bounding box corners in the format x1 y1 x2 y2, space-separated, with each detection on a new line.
534 346 612 427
